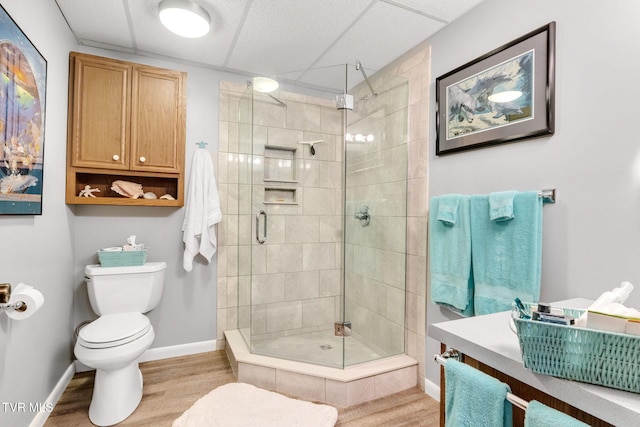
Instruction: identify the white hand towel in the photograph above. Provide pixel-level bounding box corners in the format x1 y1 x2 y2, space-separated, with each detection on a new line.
182 149 222 272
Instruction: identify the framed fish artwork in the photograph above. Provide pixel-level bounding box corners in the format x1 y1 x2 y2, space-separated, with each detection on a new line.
0 4 47 214
435 22 555 155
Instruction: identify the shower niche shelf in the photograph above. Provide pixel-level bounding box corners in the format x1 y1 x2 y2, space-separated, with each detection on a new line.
264 187 297 205
264 145 297 183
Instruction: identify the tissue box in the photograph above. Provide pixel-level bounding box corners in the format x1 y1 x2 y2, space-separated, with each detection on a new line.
98 249 147 267
586 310 628 333
626 319 640 336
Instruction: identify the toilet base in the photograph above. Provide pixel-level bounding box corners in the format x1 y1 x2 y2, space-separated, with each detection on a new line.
89 361 144 426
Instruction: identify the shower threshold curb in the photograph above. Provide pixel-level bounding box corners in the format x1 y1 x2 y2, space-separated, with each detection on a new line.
224 329 419 406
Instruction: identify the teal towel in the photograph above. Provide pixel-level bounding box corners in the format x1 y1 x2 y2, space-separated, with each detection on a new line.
429 195 474 316
437 195 460 225
470 191 543 315
489 190 517 222
524 401 589 427
445 359 513 427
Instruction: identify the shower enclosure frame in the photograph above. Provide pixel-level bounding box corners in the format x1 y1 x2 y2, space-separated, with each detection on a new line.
231 62 409 370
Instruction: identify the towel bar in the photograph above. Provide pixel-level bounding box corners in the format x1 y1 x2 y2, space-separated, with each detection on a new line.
434 350 529 411
538 188 555 203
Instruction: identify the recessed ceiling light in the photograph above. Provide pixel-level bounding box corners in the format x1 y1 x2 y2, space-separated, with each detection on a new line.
158 0 211 38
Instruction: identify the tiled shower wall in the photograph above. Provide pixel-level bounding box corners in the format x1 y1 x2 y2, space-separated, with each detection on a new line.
247 90 345 341
217 43 429 389
216 84 344 345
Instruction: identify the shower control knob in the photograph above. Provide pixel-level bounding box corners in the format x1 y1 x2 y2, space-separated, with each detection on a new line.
112 154 120 161
354 206 371 227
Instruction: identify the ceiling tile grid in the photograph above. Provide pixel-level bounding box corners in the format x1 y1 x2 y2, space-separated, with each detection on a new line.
130 0 250 67
316 1 446 72
225 0 373 76
57 0 134 49
55 0 486 89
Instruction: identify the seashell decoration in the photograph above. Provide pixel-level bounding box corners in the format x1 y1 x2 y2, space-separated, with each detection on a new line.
111 180 144 199
159 194 175 200
143 192 157 199
79 185 100 197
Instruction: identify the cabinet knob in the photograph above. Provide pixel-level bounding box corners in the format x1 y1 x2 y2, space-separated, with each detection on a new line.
139 156 146 163
112 154 120 161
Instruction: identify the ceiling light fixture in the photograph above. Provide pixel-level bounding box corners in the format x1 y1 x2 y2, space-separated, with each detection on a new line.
252 77 279 93
158 0 211 38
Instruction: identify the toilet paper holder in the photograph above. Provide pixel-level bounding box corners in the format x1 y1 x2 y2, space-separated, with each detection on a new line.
0 283 26 312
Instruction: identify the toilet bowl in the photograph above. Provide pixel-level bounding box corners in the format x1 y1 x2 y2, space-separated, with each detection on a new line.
75 313 155 426
74 262 166 426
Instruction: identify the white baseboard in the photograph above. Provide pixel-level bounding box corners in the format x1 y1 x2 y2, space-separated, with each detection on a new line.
424 377 440 402
139 339 217 363
75 339 218 372
29 363 75 427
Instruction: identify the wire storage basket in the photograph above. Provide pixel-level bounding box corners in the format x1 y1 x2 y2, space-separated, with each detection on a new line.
513 302 640 393
97 249 147 267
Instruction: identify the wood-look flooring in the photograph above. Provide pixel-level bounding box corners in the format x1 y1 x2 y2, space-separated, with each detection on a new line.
46 351 439 426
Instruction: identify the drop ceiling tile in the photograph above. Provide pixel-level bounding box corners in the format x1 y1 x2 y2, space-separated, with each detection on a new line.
226 0 372 76
56 0 134 48
391 0 485 23
317 1 445 73
129 0 250 68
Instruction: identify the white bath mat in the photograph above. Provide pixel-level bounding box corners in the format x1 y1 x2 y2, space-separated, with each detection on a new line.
172 382 338 427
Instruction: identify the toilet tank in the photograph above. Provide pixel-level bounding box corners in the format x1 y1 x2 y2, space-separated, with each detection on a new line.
85 262 166 315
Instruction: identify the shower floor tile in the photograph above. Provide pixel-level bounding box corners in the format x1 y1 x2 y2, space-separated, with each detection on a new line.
250 330 381 368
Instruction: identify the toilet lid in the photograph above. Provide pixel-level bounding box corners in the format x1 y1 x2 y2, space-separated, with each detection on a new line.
78 313 151 349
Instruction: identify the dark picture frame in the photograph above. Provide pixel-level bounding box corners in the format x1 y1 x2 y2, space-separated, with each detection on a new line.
0 4 47 214
436 22 555 155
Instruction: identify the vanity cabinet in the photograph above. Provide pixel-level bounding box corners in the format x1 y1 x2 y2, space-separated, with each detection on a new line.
66 52 186 206
430 300 633 426
438 344 611 427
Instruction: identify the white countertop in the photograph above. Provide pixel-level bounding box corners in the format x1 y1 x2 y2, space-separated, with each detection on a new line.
429 298 640 426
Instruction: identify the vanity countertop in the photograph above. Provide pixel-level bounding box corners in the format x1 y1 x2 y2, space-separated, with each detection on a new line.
429 298 640 426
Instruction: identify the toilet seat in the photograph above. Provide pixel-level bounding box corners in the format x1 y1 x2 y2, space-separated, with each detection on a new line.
78 313 151 349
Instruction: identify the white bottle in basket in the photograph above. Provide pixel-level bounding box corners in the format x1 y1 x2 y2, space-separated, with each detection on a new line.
592 281 633 309
576 281 634 327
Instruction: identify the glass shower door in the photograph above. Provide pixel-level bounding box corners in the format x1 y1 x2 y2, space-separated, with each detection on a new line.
247 72 347 368
239 63 409 369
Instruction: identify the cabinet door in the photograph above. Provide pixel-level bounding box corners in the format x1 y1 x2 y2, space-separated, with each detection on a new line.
130 66 186 174
70 54 131 170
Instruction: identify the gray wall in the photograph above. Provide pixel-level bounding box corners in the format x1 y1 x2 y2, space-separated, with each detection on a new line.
0 0 250 425
426 0 640 386
70 48 244 349
0 1 77 426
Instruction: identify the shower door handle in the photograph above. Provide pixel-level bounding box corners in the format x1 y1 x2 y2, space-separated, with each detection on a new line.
256 210 267 244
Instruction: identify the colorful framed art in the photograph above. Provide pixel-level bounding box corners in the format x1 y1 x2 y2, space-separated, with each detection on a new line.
0 4 47 214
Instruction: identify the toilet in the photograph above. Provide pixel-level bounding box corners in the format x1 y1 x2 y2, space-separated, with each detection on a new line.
74 262 166 426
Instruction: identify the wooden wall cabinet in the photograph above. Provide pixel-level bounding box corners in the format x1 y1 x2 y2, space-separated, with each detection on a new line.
66 52 186 206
